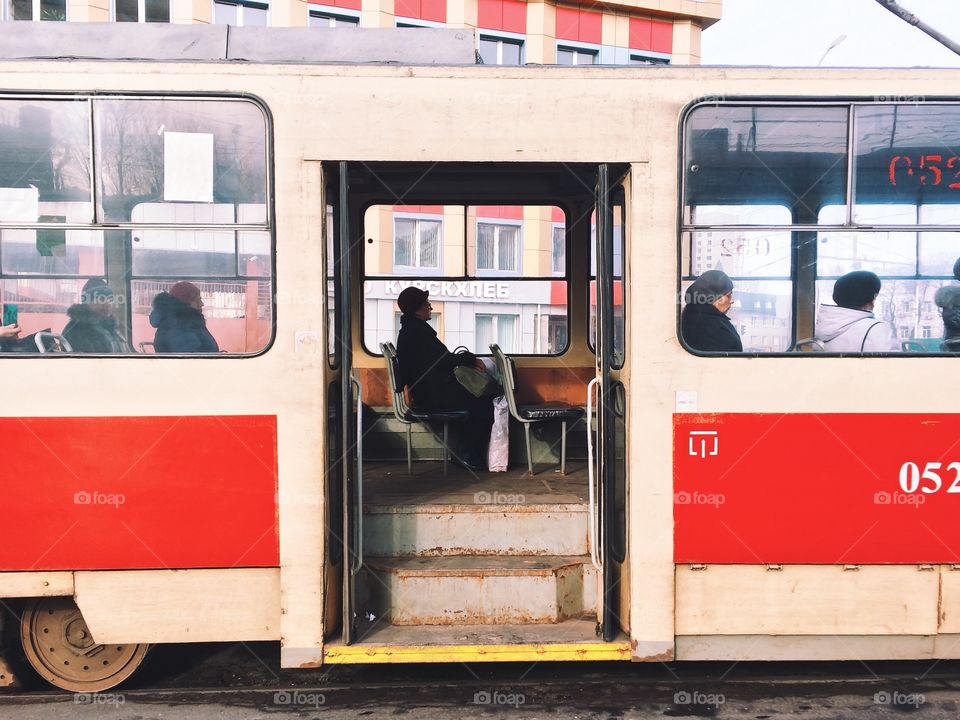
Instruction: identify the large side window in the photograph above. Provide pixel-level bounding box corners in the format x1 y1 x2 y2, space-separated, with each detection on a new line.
363 204 568 355
0 96 272 355
681 101 960 355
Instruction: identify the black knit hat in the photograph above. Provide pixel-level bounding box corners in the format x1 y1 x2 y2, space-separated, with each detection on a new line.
397 286 429 315
685 270 734 305
832 271 881 309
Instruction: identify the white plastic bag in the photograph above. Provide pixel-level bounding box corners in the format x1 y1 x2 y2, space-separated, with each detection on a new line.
487 395 509 472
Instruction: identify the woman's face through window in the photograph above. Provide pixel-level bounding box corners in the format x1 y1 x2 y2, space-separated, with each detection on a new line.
714 291 733 315
415 301 433 321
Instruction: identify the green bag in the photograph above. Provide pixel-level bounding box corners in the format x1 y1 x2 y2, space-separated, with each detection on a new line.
454 366 502 398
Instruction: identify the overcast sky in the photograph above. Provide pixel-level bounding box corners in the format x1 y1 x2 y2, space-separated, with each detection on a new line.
701 0 960 67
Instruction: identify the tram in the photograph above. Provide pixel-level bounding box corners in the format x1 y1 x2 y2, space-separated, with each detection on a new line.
2 25 960 692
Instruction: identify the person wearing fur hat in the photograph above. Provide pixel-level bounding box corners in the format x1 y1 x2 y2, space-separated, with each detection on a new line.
935 285 960 352
815 271 899 353
149 281 220 353
681 269 743 352
61 278 128 353
395 286 493 471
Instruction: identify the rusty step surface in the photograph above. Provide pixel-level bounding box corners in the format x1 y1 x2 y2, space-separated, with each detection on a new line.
362 555 597 626
363 462 591 557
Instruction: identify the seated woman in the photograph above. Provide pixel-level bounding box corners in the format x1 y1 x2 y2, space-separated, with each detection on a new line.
395 286 493 471
935 285 960 352
149 282 220 353
62 279 128 353
681 270 742 352
816 271 899 352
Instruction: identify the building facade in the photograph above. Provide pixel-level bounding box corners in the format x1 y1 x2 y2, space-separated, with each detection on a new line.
1 0 720 67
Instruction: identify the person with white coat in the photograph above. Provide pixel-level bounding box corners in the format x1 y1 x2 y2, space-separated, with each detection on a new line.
816 271 900 353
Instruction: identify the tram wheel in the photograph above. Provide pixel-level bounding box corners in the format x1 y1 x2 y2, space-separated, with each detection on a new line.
20 597 149 692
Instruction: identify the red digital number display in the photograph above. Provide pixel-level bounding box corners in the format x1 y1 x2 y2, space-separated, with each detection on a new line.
888 154 960 189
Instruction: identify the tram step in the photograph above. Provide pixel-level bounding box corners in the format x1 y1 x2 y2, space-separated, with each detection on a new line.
362 555 596 625
363 503 589 557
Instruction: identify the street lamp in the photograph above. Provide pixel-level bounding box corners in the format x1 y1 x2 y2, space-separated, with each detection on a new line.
818 34 848 66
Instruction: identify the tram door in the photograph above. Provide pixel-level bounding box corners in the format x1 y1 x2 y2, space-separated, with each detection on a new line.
323 163 363 644
593 165 628 642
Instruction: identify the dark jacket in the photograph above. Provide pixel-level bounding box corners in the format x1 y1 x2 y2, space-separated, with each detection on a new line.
62 304 128 353
149 292 220 353
396 314 476 408
681 303 743 352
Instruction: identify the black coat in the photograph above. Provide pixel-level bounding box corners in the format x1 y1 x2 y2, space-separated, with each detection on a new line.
396 314 476 409
681 303 743 352
62 304 127 353
149 292 220 353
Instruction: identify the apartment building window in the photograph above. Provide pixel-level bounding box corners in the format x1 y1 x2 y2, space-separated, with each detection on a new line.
308 4 358 26
476 313 518 353
478 35 523 65
394 217 441 271
477 222 520 273
551 225 565 275
629 53 669 65
213 0 267 26
114 0 169 21
9 0 66 20
557 46 596 65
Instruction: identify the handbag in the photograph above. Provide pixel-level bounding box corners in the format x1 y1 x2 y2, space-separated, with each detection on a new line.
454 365 503 398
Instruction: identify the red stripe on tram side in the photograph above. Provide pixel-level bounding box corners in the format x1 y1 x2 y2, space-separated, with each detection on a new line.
2 416 279 571
674 413 960 564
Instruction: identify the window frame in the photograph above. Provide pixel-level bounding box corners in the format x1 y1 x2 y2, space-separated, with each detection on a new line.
308 3 359 26
6 0 67 21
360 200 572 358
556 42 598 66
478 32 524 66
475 219 522 275
0 92 276 359
678 97 960 358
212 0 269 26
392 213 443 274
112 0 170 22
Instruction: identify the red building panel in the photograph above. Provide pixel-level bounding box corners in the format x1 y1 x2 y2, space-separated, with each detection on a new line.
650 19 673 54
675 413 960 564
629 18 652 51
1 416 279 571
476 205 525 220
501 0 526 34
330 0 361 10
421 0 446 23
395 0 419 18
556 6 601 44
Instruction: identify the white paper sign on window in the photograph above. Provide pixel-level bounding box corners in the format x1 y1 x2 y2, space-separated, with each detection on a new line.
0 187 39 222
163 132 214 203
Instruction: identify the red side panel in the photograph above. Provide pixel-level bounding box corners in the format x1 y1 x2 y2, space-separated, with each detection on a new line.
2 416 279 571
675 413 960 564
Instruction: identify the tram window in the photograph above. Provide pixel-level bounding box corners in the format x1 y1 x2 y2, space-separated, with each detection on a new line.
363 204 568 355
94 99 267 224
0 95 273 356
684 105 848 223
854 105 960 222
0 100 92 223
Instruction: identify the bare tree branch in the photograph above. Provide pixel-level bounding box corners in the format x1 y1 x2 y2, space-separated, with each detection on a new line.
874 0 960 58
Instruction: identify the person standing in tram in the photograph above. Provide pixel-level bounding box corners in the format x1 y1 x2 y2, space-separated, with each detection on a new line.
149 281 220 353
680 270 743 352
62 278 129 353
395 286 493 471
815 270 899 352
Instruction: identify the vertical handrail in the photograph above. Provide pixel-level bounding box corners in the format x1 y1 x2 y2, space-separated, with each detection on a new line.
586 376 602 572
350 373 364 576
